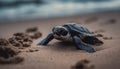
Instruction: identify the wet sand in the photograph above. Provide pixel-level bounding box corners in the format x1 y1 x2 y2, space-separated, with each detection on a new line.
0 10 120 69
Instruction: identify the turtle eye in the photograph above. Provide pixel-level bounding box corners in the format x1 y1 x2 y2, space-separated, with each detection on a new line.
55 32 60 36
59 29 64 33
55 29 64 36
61 30 68 36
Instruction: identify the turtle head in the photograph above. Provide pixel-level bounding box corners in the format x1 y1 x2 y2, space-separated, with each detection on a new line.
52 26 69 36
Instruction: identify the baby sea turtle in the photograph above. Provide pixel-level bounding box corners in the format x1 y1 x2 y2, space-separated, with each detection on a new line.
38 23 103 53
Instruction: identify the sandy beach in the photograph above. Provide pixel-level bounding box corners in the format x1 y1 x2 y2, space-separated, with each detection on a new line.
0 10 120 69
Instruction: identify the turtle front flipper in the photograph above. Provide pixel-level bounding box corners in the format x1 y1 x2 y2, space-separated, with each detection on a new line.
38 33 54 45
73 36 96 53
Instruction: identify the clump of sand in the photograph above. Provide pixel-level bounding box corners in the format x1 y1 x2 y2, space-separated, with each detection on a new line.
8 27 42 48
71 59 94 69
29 32 42 39
103 36 112 40
0 56 24 64
0 38 23 64
93 29 113 40
93 29 105 33
26 27 42 39
26 27 38 33
9 32 33 47
0 27 42 64
26 49 39 52
0 38 9 46
0 46 19 59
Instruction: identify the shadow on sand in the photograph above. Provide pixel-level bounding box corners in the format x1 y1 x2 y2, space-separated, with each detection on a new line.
47 41 78 52
46 40 104 52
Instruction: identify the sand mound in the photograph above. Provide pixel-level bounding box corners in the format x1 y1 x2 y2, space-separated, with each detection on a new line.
26 27 42 39
0 46 19 58
71 59 94 69
8 27 42 48
103 36 112 40
0 27 42 64
26 27 38 33
26 49 39 52
9 32 33 47
0 46 23 64
0 38 9 46
0 56 24 64
29 32 42 39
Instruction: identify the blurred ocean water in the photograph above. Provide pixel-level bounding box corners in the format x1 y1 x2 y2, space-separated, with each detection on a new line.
0 0 120 21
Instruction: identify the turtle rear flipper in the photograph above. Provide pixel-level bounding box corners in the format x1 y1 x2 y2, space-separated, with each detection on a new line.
82 36 103 45
73 36 95 53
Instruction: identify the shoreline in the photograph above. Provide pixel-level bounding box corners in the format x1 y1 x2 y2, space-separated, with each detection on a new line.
0 9 120 24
